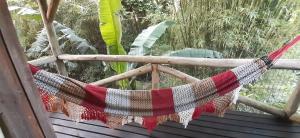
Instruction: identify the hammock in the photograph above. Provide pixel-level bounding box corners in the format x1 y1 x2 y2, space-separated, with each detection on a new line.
30 35 300 131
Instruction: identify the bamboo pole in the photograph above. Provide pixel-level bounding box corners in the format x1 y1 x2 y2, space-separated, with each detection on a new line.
91 64 152 86
46 0 60 23
158 65 287 117
151 64 160 89
284 79 300 117
28 56 56 66
238 96 286 118
36 0 67 76
158 65 199 82
58 54 300 70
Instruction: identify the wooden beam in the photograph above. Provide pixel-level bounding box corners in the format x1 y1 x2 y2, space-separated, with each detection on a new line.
46 0 60 23
37 0 68 76
58 54 300 70
284 79 300 117
289 112 300 123
91 64 152 86
158 65 199 82
151 64 160 89
237 96 286 118
158 65 287 117
0 1 55 137
28 56 57 66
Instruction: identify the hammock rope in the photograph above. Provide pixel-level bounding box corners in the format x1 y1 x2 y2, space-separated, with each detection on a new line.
29 35 300 131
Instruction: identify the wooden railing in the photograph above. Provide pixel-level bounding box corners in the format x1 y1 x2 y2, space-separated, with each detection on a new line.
31 0 300 123
29 54 300 120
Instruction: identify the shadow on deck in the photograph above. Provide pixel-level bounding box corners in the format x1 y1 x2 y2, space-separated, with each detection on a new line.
50 111 300 138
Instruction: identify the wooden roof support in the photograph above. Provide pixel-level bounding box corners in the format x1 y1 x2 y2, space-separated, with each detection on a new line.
284 79 300 117
0 0 55 137
47 0 60 23
36 0 68 76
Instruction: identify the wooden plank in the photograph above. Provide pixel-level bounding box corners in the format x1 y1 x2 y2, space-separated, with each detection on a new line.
162 122 268 138
58 54 300 70
151 64 160 89
0 23 43 138
285 79 300 117
55 132 79 138
53 125 114 138
207 112 299 126
51 118 150 138
46 0 60 23
185 120 299 137
50 111 300 138
196 116 300 132
50 113 188 138
0 1 55 137
28 56 57 66
91 64 152 86
37 0 68 76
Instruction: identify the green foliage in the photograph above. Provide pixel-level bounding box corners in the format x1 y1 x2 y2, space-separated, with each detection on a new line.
27 22 100 81
7 0 43 50
120 0 172 51
99 0 128 88
55 0 103 48
169 0 300 58
27 22 97 60
128 21 174 70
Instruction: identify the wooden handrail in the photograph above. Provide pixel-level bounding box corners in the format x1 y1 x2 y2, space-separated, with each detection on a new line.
58 54 300 70
28 56 57 66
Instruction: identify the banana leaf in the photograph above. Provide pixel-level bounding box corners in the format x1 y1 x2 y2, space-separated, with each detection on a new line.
128 21 174 70
99 0 128 88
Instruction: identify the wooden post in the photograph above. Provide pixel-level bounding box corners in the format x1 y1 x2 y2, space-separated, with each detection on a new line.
0 1 55 137
47 0 60 23
284 79 300 117
36 0 67 76
151 64 160 89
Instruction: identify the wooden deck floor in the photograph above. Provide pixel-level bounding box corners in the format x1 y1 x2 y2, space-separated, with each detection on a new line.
50 111 300 138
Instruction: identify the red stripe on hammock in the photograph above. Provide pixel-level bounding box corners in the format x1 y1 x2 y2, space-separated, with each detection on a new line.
82 84 107 112
29 64 40 75
151 88 175 116
192 101 215 119
142 116 157 132
268 35 300 60
212 70 239 95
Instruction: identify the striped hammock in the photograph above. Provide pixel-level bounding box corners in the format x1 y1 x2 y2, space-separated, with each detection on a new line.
30 36 300 131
